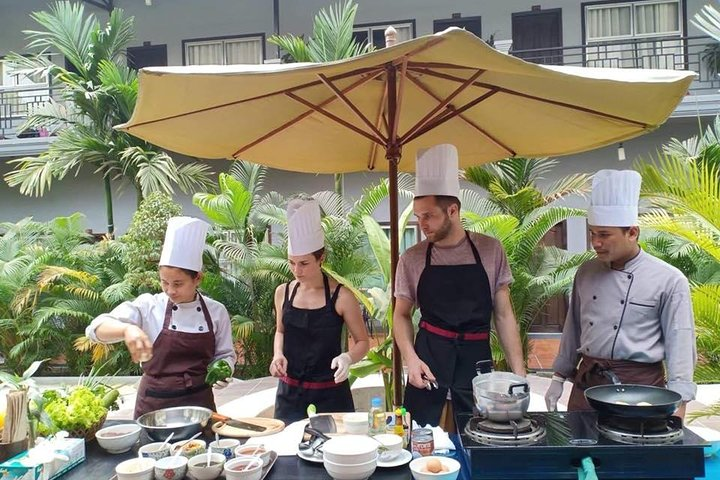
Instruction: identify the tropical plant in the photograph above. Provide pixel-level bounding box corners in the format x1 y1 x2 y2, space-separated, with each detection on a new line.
3 1 213 235
268 0 373 196
463 157 593 369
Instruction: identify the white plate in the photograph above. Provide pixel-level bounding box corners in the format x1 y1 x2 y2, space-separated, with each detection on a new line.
297 449 324 463
377 449 413 468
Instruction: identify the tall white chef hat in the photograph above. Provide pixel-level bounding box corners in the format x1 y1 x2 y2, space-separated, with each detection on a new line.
415 144 460 197
587 169 642 227
287 198 324 256
159 216 209 272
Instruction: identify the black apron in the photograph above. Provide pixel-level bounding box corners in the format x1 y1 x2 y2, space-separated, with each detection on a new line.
274 274 354 424
404 232 493 426
134 294 217 419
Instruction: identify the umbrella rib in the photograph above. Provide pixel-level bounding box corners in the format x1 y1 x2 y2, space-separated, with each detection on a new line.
317 73 386 142
411 67 650 128
399 68 485 144
286 91 386 146
404 73 516 156
232 69 384 158
369 76 389 171
404 89 501 145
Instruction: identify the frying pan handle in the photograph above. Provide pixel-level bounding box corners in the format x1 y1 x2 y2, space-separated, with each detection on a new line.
508 383 529 395
598 369 621 385
475 360 493 375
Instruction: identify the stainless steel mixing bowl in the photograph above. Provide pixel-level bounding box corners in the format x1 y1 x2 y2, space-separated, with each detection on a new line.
136 406 213 441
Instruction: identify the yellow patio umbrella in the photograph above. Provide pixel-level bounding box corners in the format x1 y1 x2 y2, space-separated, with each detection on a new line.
118 28 694 406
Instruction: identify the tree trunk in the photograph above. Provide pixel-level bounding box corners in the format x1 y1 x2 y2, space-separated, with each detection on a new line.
334 173 344 196
103 176 115 238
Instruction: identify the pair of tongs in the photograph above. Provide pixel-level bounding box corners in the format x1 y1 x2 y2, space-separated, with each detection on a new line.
422 373 439 390
298 425 330 458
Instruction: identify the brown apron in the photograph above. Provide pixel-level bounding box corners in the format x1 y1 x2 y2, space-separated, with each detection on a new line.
567 354 665 411
133 294 217 419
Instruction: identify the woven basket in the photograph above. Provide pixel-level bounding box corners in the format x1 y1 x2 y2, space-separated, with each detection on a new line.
65 413 107 442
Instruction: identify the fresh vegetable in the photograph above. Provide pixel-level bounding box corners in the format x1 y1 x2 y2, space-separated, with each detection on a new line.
34 385 119 435
205 360 232 385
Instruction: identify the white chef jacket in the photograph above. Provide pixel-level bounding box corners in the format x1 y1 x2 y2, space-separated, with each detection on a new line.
86 292 237 372
553 249 696 401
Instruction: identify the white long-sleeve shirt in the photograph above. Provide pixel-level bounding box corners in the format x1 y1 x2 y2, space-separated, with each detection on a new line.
85 292 237 372
553 249 696 401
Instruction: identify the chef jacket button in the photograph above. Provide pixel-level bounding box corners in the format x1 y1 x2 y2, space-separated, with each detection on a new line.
198 326 204 331
197 307 202 312
613 325 618 330
586 347 590 352
171 325 177 330
627 274 632 279
172 305 178 311
589 322 594 326
593 295 597 300
620 300 625 305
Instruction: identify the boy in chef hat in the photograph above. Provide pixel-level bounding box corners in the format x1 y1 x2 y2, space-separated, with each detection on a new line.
269 198 369 423
86 216 237 418
546 169 696 415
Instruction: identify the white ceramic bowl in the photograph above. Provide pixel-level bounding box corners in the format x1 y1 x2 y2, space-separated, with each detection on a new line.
138 442 171 460
372 433 403 461
170 439 207 458
234 445 271 465
153 455 188 480
323 457 377 480
115 457 156 480
409 456 461 480
322 435 378 464
187 452 225 480
209 438 241 459
96 423 141 454
343 412 369 434
224 457 264 480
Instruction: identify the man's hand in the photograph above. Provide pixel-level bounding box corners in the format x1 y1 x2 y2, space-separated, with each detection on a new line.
544 374 566 411
331 353 353 383
673 402 687 419
407 357 436 389
269 355 287 377
213 378 233 389
123 325 153 363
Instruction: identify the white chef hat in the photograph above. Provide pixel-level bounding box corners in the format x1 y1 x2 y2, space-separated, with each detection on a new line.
159 216 209 272
587 169 642 227
415 144 460 197
287 198 324 256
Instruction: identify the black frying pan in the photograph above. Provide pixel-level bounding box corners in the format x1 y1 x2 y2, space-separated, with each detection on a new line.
584 369 682 418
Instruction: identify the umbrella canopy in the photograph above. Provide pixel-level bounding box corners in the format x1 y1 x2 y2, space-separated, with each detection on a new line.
118 28 694 174
118 27 694 406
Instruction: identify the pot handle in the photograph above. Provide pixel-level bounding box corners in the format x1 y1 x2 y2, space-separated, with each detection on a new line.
598 369 621 385
475 360 493 375
508 383 529 396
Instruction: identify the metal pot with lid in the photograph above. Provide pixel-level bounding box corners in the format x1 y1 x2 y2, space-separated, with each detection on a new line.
472 360 530 422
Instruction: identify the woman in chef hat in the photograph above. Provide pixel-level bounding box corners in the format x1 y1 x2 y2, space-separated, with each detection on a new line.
270 198 370 423
86 217 237 418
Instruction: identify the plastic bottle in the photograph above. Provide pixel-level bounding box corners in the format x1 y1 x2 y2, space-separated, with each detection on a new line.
393 408 404 437
368 396 385 435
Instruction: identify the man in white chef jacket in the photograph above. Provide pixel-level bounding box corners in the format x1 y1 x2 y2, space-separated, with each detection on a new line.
545 169 696 417
86 217 237 418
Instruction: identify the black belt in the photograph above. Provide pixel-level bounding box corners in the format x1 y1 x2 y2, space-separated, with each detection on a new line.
145 383 209 399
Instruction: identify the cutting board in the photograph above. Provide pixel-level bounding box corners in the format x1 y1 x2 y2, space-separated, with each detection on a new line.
211 418 285 438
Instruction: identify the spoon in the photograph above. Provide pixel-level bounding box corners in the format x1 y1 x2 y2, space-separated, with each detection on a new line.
206 452 211 468
243 458 260 471
173 431 203 457
160 432 175 451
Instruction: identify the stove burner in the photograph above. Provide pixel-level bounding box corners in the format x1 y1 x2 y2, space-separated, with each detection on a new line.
475 418 533 434
597 415 684 445
464 416 546 446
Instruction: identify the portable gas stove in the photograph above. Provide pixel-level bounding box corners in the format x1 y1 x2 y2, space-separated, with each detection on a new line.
457 411 706 480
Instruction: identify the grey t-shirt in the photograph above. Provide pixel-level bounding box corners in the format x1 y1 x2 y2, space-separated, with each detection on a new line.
394 231 513 307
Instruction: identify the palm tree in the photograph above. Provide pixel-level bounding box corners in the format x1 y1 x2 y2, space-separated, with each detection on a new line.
268 0 373 196
3 1 213 235
463 157 593 369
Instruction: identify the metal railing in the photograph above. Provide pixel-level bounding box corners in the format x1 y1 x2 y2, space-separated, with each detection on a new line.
0 83 62 140
509 34 720 96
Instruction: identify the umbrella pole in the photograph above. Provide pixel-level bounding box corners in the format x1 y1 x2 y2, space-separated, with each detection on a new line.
388 157 403 408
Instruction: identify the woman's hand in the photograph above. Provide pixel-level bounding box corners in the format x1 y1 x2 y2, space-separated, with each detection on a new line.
269 355 288 377
123 324 153 363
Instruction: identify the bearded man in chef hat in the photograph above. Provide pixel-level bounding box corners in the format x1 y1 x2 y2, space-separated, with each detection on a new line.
545 169 696 417
86 216 237 418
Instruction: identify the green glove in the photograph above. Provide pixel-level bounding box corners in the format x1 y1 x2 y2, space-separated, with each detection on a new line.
205 360 232 386
576 456 598 480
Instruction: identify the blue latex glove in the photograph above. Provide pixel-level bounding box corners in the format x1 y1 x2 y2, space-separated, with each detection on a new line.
576 456 598 480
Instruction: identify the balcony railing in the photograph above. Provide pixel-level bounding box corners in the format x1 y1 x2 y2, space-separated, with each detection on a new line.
509 34 720 96
0 83 62 140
